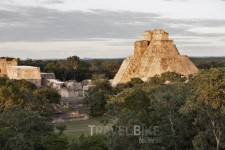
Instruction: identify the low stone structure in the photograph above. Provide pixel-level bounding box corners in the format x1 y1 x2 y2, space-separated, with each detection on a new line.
0 57 17 77
0 56 93 104
60 80 83 100
112 29 199 86
7 66 41 86
7 66 42 86
45 78 92 104
41 73 55 79
41 72 56 86
82 79 93 95
0 57 43 87
45 79 65 89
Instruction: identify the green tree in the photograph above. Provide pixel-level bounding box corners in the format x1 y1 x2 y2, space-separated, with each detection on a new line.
68 134 107 150
0 106 68 150
34 87 61 104
181 68 225 150
148 72 187 85
107 79 195 149
86 74 112 116
0 79 60 115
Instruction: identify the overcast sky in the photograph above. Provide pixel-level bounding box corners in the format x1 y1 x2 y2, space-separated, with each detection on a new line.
0 0 225 59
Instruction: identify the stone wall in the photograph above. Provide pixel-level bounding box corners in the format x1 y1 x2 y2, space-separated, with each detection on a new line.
46 79 92 103
41 73 56 86
60 80 84 100
142 30 169 41
0 57 17 77
45 79 65 89
41 73 55 80
134 40 149 57
7 66 41 86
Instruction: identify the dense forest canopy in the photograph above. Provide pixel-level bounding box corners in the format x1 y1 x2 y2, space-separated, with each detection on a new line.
0 56 224 149
84 68 225 150
18 56 225 82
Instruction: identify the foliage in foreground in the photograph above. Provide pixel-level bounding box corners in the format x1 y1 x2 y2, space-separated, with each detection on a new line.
0 106 68 150
104 69 225 150
0 78 61 116
1 59 225 149
0 79 67 150
68 134 107 150
86 74 112 117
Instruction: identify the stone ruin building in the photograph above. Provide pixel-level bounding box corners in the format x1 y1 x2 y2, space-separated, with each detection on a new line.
41 73 93 104
42 76 92 104
0 57 92 103
0 57 41 86
112 29 199 86
7 66 42 86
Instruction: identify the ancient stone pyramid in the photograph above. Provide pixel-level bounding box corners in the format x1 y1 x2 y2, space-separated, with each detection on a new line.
112 29 199 86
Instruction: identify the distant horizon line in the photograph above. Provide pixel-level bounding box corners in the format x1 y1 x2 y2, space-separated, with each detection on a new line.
19 56 225 60
1 56 225 60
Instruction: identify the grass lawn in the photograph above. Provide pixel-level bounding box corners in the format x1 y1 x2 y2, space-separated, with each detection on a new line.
57 117 105 140
60 105 91 115
55 105 107 140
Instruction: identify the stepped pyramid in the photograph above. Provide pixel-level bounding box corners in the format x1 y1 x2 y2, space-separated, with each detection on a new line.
112 29 198 86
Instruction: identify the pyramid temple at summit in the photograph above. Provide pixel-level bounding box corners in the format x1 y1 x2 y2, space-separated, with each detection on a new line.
112 29 199 86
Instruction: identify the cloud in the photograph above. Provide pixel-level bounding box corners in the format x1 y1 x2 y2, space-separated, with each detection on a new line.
40 0 64 4
0 7 159 42
0 6 224 58
0 6 225 43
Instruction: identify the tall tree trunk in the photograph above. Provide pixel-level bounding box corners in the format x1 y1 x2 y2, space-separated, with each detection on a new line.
169 116 177 150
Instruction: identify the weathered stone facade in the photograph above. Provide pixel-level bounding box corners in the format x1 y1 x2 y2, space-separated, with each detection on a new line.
45 79 92 103
0 56 92 104
112 29 199 86
7 66 42 86
82 79 93 94
41 72 56 85
0 57 17 77
60 81 83 100
41 73 55 80
45 79 65 89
